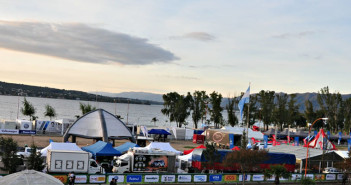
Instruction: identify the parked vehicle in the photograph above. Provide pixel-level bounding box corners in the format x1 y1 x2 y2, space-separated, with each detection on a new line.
46 150 104 174
112 148 176 173
323 167 342 173
16 147 33 158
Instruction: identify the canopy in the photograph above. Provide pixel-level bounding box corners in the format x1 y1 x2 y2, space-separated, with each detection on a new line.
82 141 121 157
183 145 206 155
114 142 139 154
148 129 171 135
304 128 336 150
0 170 63 185
221 126 264 140
144 142 181 154
178 152 192 161
231 146 240 151
40 142 83 156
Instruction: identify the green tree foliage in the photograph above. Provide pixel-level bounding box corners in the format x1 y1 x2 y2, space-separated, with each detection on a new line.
243 95 259 127
264 165 291 185
335 151 351 172
202 143 220 171
209 91 223 128
344 98 351 133
191 91 208 129
226 97 239 127
300 177 315 185
0 137 22 174
273 93 288 130
151 117 158 125
44 104 56 120
161 92 192 127
287 94 300 127
27 145 45 171
304 100 316 124
79 102 96 115
21 97 36 121
257 90 275 130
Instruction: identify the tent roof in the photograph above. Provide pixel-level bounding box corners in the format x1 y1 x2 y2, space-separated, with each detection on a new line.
0 170 63 185
144 142 181 154
178 152 192 161
267 144 335 160
183 145 206 155
305 128 336 150
82 141 121 157
114 142 139 154
148 129 171 135
40 142 83 156
221 126 264 140
64 109 135 142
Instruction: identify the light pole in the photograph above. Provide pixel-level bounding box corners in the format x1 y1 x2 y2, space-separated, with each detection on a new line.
304 117 328 177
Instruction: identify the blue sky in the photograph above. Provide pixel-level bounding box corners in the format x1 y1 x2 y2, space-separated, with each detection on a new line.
0 1 350 95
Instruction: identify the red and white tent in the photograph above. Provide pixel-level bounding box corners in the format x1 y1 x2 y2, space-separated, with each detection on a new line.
305 128 336 150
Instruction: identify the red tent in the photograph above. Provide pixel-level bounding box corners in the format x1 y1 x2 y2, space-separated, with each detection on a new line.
304 128 336 150
183 144 206 155
252 125 259 131
231 146 240 151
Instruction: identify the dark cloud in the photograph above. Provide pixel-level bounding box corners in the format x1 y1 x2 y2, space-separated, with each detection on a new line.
170 32 215 41
272 31 316 39
0 20 178 65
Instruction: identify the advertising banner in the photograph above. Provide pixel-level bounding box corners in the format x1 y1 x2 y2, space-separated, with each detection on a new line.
52 175 67 184
126 175 142 183
133 154 168 172
314 174 325 180
337 174 344 180
291 174 302 180
177 175 191 182
89 175 105 183
267 175 288 181
0 129 19 135
161 175 175 183
252 174 264 181
194 175 207 182
19 130 36 134
144 175 159 183
239 175 251 181
326 174 336 181
229 134 234 149
305 174 314 180
224 175 237 182
294 137 299 146
264 135 268 148
74 175 87 184
108 175 124 183
209 175 222 182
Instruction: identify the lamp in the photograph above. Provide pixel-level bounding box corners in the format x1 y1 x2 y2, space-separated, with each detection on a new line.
304 118 328 177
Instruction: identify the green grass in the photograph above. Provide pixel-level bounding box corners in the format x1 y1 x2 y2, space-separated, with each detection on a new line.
183 146 196 149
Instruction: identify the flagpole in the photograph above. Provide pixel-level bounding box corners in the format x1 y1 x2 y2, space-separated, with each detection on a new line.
246 82 251 142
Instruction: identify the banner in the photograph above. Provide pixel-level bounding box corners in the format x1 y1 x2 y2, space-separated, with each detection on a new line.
74 175 87 184
314 174 325 180
161 175 175 182
229 134 234 149
209 175 222 182
338 132 342 145
177 175 191 182
224 175 237 182
272 135 276 146
19 130 36 134
291 174 302 180
0 129 19 135
264 135 268 148
52 175 67 184
347 138 351 151
172 127 177 139
89 175 105 183
252 174 264 181
239 175 251 181
294 137 299 146
194 175 207 182
126 175 142 183
108 175 124 183
144 175 159 183
326 174 336 181
327 131 330 139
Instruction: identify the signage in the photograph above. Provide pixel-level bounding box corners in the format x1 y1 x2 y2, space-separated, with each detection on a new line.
267 175 288 181
252 174 264 181
337 174 344 180
291 174 302 180
19 130 36 134
224 175 237 182
305 174 314 180
108 175 124 183
209 175 222 182
239 175 250 181
145 175 159 183
161 175 175 182
294 137 299 146
229 134 234 149
126 175 142 183
177 175 191 182
326 174 336 181
314 174 325 180
194 175 207 182
264 135 268 148
0 129 19 135
89 175 106 183
74 175 87 184
52 175 67 183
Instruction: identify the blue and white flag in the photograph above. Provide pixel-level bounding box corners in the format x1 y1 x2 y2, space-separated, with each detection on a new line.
238 86 250 120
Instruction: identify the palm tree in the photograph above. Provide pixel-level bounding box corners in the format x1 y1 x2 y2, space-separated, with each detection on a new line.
21 97 36 121
151 117 158 126
264 165 291 185
44 104 56 120
79 102 96 115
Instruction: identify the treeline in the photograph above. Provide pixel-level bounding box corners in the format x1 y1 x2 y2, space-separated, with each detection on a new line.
161 86 351 133
0 81 159 105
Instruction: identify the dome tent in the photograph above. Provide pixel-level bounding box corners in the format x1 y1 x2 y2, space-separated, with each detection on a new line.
0 170 63 185
63 109 135 143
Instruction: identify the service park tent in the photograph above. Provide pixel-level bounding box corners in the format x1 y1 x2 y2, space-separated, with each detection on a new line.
183 144 206 155
0 170 63 185
221 126 264 140
82 141 121 158
114 142 139 154
148 129 171 135
144 142 181 154
40 142 83 156
305 128 336 150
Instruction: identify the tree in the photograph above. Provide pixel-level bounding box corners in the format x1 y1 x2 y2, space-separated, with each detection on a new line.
161 92 192 128
191 91 208 129
21 97 36 121
0 137 22 174
44 104 56 120
209 91 223 128
304 100 316 124
79 102 96 115
287 94 299 128
243 95 259 127
226 97 239 127
151 117 158 125
202 143 220 171
257 90 275 130
27 145 45 171
344 98 351 133
264 165 291 185
272 93 288 130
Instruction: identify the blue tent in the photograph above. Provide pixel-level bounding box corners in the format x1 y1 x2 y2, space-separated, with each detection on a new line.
148 129 171 135
114 142 139 154
82 141 121 158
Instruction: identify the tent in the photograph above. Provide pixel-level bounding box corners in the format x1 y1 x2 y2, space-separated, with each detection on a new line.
221 126 264 140
148 129 171 135
183 145 206 155
40 142 83 156
0 170 63 185
231 146 240 150
144 142 181 154
178 152 192 161
82 141 121 158
114 142 139 154
304 129 336 150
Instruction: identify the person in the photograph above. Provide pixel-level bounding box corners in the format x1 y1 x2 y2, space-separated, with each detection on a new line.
342 173 348 185
110 177 117 185
68 171 75 185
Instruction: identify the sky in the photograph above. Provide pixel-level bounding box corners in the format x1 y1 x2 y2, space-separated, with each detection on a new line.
0 1 351 96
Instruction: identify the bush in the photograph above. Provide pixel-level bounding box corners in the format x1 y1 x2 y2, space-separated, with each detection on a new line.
300 177 315 185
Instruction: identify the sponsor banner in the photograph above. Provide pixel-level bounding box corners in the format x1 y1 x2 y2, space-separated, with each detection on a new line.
314 174 325 180
252 174 264 181
19 130 36 134
108 175 124 183
224 175 237 182
266 175 288 181
145 175 159 183
0 129 19 135
194 175 207 182
337 174 344 180
161 175 175 183
305 174 314 180
177 175 191 182
326 174 336 181
89 175 106 183
209 174 222 182
126 175 142 183
74 175 87 184
52 175 67 184
239 175 250 181
291 174 302 180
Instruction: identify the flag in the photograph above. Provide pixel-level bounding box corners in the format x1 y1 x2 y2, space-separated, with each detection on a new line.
238 86 250 120
172 127 177 139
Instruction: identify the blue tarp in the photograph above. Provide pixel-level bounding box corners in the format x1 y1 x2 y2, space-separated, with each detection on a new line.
148 129 171 135
82 141 121 157
114 142 139 154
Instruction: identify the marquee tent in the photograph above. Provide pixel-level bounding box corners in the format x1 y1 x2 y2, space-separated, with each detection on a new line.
183 144 206 155
144 142 181 154
82 141 121 158
40 142 83 156
148 129 171 135
0 170 63 185
221 126 264 140
304 128 336 150
114 142 139 154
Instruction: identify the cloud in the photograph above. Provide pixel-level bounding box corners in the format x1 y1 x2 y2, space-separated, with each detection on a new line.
170 32 215 41
0 20 178 65
272 31 316 39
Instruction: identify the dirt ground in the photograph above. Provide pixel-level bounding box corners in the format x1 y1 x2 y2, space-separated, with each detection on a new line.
0 134 200 151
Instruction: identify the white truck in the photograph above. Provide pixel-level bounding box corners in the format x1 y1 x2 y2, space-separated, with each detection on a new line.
46 150 104 174
17 147 33 158
112 148 176 173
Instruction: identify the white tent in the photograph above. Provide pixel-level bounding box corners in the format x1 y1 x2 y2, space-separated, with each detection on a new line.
40 142 83 156
144 142 181 154
177 152 192 161
221 126 264 140
0 170 63 185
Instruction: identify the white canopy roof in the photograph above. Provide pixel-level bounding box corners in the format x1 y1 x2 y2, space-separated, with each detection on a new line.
0 170 63 185
177 152 192 161
221 126 264 140
40 142 83 156
144 142 181 154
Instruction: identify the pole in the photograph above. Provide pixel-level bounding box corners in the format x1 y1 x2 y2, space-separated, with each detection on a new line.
246 83 251 142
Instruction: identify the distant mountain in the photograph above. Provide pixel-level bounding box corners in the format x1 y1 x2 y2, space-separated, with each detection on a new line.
96 91 164 103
